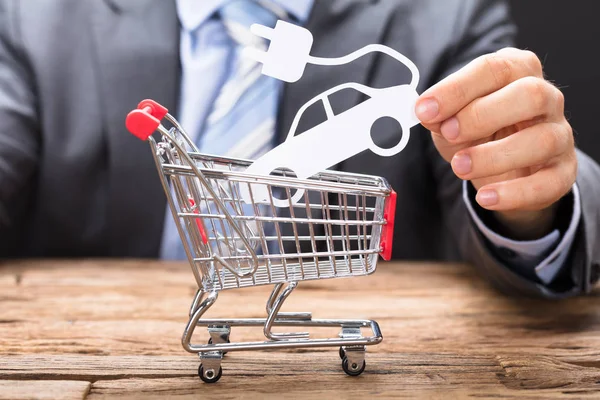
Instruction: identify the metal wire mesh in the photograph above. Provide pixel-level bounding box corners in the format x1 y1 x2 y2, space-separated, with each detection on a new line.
151 124 392 292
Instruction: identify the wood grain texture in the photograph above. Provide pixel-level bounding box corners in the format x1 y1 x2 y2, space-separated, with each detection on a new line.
1 259 600 399
0 380 90 400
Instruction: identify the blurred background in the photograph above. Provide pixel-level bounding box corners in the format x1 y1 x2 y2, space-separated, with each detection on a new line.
510 0 600 163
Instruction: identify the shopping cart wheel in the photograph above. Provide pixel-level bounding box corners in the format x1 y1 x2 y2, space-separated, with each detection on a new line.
342 357 366 377
208 337 230 355
339 346 346 360
198 364 223 384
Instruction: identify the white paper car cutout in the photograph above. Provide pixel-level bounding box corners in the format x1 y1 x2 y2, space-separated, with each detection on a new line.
239 20 421 207
240 82 419 207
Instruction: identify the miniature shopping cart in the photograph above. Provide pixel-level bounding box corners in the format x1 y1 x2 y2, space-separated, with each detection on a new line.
126 99 397 383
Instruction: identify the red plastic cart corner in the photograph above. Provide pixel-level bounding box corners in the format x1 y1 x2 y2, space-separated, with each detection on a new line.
380 190 397 261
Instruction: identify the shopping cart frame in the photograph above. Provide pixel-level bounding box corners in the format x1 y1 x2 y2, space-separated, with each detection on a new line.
126 100 397 383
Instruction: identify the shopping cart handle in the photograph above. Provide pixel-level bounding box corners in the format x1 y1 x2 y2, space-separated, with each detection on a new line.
380 190 397 261
125 99 169 140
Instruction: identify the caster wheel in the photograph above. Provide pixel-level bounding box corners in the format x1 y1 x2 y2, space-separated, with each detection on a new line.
339 346 345 360
342 356 366 377
198 364 222 383
208 337 230 355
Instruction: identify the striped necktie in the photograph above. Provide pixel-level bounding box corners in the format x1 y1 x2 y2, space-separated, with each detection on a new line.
199 1 285 257
197 0 287 159
162 1 287 260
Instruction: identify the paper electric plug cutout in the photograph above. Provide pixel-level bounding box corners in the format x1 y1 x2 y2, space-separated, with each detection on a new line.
240 20 421 207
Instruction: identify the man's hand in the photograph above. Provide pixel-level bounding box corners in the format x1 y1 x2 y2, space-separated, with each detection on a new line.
415 48 577 240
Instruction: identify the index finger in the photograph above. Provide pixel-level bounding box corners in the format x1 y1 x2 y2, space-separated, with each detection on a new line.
415 48 543 127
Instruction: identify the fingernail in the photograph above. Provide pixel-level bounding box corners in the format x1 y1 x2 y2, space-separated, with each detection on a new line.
440 117 460 140
477 189 499 207
452 153 472 175
415 98 439 121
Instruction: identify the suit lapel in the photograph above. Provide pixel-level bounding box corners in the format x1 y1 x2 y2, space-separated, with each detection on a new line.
90 0 180 256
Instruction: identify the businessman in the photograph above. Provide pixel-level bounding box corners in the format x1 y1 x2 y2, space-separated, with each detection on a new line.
0 0 598 299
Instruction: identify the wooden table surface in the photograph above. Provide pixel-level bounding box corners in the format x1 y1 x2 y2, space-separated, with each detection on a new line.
1 260 600 399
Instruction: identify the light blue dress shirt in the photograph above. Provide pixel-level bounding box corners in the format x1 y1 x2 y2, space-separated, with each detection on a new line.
165 0 580 286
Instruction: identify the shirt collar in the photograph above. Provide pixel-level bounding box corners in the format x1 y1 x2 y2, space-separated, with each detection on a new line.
176 0 314 32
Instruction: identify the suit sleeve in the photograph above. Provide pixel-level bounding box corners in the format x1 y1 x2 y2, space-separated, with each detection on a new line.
428 0 600 298
0 0 39 253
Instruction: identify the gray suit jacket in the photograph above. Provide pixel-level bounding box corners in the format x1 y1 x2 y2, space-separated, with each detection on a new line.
0 0 598 298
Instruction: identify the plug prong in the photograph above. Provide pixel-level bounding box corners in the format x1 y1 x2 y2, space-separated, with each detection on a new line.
250 23 274 40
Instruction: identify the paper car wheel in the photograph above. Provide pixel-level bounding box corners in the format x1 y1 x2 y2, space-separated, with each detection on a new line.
269 168 306 208
368 117 410 157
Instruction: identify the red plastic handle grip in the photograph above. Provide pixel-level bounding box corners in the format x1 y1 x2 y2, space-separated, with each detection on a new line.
125 99 169 141
380 189 397 261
